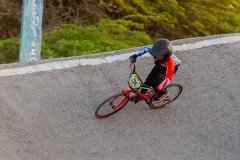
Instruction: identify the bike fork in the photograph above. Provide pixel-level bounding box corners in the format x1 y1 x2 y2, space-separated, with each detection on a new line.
122 89 131 98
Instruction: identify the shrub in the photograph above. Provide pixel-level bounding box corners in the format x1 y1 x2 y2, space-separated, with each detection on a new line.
0 19 151 63
41 19 151 59
0 38 19 63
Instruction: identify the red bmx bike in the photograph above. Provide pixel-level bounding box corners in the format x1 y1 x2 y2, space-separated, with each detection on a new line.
95 64 182 118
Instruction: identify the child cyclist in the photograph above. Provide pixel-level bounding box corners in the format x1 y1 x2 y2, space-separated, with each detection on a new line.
129 38 181 101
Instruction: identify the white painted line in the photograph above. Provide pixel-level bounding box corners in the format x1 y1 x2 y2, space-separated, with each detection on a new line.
173 36 240 51
0 35 240 77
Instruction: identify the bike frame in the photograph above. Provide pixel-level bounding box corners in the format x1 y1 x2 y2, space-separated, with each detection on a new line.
95 63 183 118
124 89 152 102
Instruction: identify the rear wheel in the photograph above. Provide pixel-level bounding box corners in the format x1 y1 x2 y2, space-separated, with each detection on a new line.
95 92 129 118
149 84 182 109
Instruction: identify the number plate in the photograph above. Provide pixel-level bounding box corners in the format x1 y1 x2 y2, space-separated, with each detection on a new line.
129 73 142 89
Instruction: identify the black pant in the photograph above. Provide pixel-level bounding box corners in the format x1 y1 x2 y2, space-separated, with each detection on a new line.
144 65 166 88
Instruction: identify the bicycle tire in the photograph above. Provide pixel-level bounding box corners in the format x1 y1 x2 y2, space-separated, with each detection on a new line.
95 92 129 118
149 84 182 109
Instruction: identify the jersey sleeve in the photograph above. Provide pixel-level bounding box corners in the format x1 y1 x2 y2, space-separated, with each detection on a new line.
136 46 152 57
157 57 175 91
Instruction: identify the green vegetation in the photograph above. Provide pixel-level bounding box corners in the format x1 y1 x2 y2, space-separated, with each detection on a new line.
42 19 150 59
0 19 151 63
1 0 240 64
100 0 240 39
0 38 19 64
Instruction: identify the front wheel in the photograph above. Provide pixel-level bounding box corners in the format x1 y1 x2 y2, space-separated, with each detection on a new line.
149 84 182 109
95 92 129 118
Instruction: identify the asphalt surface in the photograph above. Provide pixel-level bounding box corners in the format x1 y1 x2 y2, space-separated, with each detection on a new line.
0 36 240 160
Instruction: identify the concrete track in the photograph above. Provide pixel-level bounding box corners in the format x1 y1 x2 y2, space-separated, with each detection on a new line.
0 35 239 160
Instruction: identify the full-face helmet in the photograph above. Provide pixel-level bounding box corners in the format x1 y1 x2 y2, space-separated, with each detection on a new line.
150 38 173 64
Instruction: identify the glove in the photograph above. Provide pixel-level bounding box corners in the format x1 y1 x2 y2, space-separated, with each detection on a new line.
129 54 138 63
